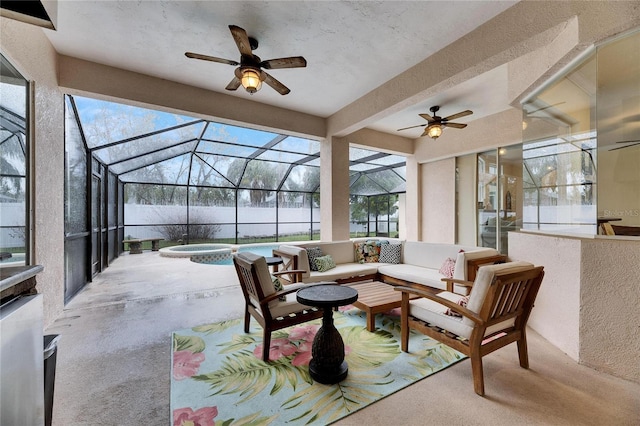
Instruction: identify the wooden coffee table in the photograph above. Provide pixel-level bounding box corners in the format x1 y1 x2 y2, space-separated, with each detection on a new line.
348 281 419 331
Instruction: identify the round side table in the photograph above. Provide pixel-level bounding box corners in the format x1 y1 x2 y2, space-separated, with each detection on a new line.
296 284 358 384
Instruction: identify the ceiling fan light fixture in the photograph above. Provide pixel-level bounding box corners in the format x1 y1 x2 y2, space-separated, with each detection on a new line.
427 124 443 139
240 68 262 94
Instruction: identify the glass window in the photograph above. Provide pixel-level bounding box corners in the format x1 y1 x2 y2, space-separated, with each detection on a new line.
522 50 598 234
238 159 288 191
0 54 29 265
596 31 640 230
65 97 88 235
282 165 320 192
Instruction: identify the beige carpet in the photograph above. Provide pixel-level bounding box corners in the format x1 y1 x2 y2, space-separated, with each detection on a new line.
47 252 640 425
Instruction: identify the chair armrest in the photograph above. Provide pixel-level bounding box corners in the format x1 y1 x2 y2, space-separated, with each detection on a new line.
441 277 474 292
273 269 306 282
272 249 298 261
395 286 484 325
262 281 339 303
261 285 307 303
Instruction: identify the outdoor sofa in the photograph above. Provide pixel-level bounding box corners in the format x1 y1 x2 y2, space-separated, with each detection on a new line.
273 239 506 294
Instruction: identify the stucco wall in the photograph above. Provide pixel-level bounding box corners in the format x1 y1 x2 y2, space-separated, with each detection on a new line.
580 238 640 382
421 158 455 243
509 231 640 383
509 232 582 360
1 17 65 328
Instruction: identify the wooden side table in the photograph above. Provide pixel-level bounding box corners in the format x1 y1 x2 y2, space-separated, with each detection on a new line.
296 284 358 384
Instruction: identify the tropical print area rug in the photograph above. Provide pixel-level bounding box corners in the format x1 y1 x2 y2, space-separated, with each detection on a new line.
171 307 465 426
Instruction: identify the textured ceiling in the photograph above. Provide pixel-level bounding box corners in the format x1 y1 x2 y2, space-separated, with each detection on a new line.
43 1 518 136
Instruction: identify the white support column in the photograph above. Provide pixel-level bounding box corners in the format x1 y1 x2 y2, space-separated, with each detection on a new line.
320 137 350 241
403 156 420 241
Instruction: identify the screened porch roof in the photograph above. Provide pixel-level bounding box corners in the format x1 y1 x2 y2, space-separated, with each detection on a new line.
68 95 406 196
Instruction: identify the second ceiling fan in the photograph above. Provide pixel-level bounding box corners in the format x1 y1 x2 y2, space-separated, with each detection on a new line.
185 25 307 95
398 106 473 139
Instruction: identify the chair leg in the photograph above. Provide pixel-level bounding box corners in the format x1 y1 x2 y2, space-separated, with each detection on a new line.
400 297 409 352
517 333 529 369
470 353 485 396
262 330 271 362
244 307 251 333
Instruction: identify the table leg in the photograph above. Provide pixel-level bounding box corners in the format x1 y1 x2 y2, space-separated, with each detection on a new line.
309 306 348 384
366 310 375 332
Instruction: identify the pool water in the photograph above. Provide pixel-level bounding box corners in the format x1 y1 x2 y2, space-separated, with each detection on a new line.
236 244 280 256
0 253 26 265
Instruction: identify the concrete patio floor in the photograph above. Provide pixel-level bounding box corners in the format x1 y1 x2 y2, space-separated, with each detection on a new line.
46 251 640 425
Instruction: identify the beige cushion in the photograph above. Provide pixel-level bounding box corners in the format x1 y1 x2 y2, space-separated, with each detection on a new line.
453 248 501 281
461 261 535 330
269 290 316 318
305 263 379 283
409 292 474 338
378 264 447 289
236 256 317 318
235 252 276 308
409 261 536 339
403 242 498 277
409 290 516 340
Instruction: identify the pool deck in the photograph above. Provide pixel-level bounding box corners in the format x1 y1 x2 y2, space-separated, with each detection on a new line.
65 251 240 310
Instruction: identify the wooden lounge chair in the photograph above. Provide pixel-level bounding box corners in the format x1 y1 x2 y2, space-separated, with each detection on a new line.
233 252 328 361
396 261 545 396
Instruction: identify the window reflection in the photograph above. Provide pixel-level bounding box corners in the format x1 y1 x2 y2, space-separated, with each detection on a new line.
0 54 29 266
521 30 640 235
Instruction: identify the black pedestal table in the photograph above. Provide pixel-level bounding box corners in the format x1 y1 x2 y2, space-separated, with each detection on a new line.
296 284 358 384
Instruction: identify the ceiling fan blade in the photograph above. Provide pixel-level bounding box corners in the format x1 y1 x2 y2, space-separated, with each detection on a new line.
609 141 640 151
263 72 290 95
443 110 473 121
442 122 467 129
420 128 431 137
397 124 427 131
260 56 307 69
185 52 239 66
419 113 435 123
225 76 241 91
229 25 253 56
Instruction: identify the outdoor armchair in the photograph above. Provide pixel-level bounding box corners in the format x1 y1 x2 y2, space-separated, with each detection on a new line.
396 261 545 396
233 252 328 361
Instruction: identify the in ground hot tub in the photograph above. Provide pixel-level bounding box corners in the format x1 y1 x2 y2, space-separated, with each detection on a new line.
159 244 233 264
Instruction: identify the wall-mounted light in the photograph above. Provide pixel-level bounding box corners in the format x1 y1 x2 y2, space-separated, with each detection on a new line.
426 124 443 139
240 68 263 94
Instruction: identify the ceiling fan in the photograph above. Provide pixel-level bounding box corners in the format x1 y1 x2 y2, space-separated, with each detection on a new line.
185 25 307 95
397 106 473 139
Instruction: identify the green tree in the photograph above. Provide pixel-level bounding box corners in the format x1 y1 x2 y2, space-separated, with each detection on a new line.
227 158 283 206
